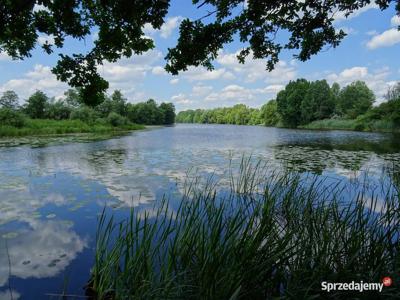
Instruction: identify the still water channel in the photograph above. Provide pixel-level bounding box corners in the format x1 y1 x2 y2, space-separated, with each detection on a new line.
0 124 399 299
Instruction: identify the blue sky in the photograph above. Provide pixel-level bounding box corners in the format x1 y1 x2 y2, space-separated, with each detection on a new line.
0 1 399 111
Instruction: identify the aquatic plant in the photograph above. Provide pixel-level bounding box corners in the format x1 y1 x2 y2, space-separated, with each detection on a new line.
89 158 400 299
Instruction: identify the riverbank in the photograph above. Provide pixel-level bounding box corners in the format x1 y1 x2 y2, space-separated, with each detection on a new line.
298 118 399 133
0 119 145 137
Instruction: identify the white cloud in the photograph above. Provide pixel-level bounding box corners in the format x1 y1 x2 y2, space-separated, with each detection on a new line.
391 15 400 27
334 4 378 22
0 64 67 100
191 85 213 97
171 93 192 105
366 30 378 36
0 52 12 61
152 66 166 75
366 28 400 49
216 50 297 84
182 67 235 81
170 78 179 84
37 35 55 46
326 66 393 103
144 16 183 39
205 84 254 102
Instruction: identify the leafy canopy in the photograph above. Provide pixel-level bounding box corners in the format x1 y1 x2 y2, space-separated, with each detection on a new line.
1 1 399 105
0 0 170 106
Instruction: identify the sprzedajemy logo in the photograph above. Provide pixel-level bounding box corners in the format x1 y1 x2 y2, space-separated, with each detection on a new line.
321 277 392 293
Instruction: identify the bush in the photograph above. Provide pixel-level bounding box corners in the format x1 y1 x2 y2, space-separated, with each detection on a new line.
354 123 365 131
0 108 26 128
70 106 98 123
107 112 127 127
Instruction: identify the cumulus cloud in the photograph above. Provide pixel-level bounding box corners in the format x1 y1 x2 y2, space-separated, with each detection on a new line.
216 51 297 84
171 93 192 105
170 78 179 85
366 28 400 49
326 66 393 103
391 15 400 27
0 64 68 101
144 16 183 39
182 67 235 81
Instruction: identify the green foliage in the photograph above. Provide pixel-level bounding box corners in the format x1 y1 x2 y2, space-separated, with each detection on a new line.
70 106 99 123
301 80 335 123
0 1 169 106
0 108 26 128
337 81 375 118
90 159 400 299
0 119 144 137
261 100 280 126
0 90 19 109
176 105 263 125
64 89 82 108
300 119 358 131
45 100 72 120
159 102 176 125
127 99 172 125
24 90 48 119
277 79 310 127
106 112 127 127
2 2 398 104
165 1 399 75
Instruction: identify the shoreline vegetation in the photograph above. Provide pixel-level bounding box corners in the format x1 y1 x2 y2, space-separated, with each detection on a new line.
89 159 399 299
0 89 175 138
176 80 400 134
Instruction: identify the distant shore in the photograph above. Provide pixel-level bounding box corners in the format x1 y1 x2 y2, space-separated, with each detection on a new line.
0 119 145 138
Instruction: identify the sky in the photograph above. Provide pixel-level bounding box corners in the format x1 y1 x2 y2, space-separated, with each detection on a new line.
0 1 399 112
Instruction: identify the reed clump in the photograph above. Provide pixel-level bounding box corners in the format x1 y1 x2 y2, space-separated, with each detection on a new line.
89 158 399 299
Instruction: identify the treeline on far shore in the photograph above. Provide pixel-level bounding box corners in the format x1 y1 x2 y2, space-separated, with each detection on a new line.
176 80 400 133
0 89 175 137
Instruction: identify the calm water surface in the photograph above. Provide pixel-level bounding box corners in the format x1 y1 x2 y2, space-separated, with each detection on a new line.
0 124 399 299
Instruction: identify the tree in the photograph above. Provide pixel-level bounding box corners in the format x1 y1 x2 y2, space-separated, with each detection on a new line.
110 90 128 116
277 79 310 127
159 102 176 125
301 80 334 123
25 90 49 119
2 1 399 104
0 1 169 106
166 1 399 75
337 81 375 118
261 100 280 126
0 90 19 109
64 89 82 108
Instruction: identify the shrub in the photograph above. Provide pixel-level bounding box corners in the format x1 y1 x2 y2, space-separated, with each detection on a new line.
354 123 365 131
70 106 98 123
106 112 127 127
0 108 26 128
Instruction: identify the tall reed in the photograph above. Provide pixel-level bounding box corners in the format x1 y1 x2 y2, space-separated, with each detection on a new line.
89 158 399 299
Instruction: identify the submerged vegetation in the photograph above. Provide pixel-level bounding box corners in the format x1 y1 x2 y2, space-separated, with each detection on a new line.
89 159 400 299
0 89 175 137
176 81 400 133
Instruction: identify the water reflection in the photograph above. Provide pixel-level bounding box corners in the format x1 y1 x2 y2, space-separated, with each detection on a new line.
0 124 399 298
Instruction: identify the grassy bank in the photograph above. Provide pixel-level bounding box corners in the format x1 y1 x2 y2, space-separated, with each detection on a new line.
89 159 399 299
299 118 399 133
0 119 145 137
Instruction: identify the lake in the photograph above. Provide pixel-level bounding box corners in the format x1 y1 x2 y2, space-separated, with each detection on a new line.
0 124 399 299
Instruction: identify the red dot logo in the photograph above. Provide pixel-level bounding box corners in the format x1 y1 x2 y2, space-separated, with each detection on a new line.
382 277 392 287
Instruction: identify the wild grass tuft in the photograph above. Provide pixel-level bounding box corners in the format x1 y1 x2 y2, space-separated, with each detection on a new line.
0 119 144 137
89 158 400 299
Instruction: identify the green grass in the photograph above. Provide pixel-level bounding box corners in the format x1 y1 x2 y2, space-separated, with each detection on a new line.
300 119 358 131
88 158 400 299
300 118 399 133
0 119 145 137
